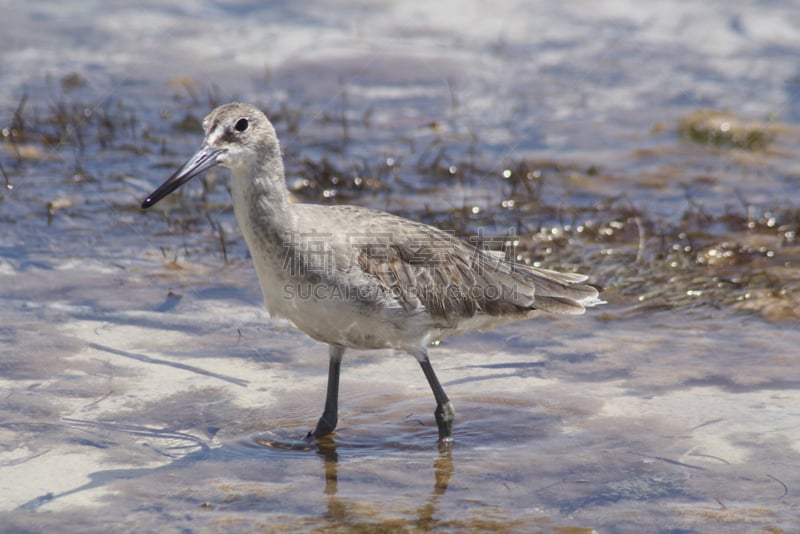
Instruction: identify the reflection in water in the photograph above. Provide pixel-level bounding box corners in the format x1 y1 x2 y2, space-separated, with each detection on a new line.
417 443 454 530
254 436 453 530
309 437 454 531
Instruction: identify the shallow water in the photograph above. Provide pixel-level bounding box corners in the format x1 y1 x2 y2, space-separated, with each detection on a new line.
2 1 800 532
2 267 799 531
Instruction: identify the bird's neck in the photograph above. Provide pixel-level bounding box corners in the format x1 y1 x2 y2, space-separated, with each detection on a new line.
230 152 295 246
229 153 301 314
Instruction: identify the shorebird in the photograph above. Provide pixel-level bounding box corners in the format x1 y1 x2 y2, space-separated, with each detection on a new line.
141 102 602 443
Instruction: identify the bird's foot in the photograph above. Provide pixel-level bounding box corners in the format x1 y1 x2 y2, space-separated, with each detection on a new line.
308 415 337 441
434 401 455 442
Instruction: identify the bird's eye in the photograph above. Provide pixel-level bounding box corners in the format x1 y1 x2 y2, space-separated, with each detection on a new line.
234 118 249 132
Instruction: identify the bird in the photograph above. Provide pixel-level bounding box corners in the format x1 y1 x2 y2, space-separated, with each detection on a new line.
141 102 602 443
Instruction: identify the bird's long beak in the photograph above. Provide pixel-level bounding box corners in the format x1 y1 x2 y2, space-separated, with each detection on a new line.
141 147 225 209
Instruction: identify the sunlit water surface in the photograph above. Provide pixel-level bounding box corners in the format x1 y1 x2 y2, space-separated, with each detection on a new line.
2 1 799 532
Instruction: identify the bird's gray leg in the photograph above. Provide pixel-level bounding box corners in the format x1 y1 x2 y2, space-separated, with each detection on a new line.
312 345 345 439
416 349 455 442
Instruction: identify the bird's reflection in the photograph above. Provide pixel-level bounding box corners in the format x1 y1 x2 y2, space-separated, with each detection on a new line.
314 438 454 529
316 437 339 497
417 442 454 529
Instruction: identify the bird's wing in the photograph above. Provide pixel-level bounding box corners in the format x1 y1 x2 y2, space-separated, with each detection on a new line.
293 204 600 320
342 210 598 319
